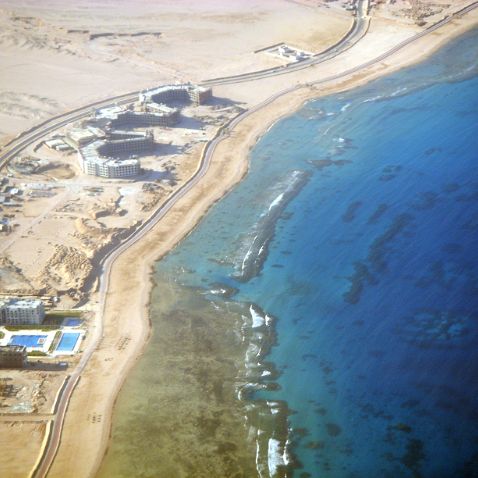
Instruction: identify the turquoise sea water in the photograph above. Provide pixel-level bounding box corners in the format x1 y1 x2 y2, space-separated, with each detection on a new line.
153 29 478 477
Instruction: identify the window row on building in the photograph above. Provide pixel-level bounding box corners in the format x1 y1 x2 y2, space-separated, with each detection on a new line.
78 131 154 178
0 345 27 368
0 298 45 325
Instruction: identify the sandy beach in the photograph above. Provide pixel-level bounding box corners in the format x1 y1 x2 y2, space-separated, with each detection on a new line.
0 1 477 476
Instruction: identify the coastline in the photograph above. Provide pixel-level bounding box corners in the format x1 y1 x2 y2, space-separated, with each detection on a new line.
46 11 478 478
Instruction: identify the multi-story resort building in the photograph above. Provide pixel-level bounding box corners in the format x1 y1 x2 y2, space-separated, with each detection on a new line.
70 83 212 178
0 345 27 368
78 130 154 178
93 104 180 129
0 298 45 325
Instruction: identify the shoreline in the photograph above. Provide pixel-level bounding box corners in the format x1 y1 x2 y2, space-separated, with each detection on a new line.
46 11 478 478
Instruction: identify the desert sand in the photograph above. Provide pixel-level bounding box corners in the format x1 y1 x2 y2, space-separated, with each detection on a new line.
0 1 477 477
0 421 47 478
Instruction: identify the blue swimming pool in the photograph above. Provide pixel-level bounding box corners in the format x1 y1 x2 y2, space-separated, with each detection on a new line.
9 335 47 349
63 318 82 327
56 332 80 353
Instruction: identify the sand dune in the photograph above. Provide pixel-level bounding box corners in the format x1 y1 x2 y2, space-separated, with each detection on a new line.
0 91 59 120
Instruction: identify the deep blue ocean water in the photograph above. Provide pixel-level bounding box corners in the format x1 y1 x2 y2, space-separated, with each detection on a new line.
156 29 478 477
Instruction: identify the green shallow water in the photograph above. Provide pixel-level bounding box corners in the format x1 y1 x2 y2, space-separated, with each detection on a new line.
97 279 259 478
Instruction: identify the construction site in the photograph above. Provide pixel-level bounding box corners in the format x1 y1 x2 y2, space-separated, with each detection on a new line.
76 84 212 179
0 83 240 309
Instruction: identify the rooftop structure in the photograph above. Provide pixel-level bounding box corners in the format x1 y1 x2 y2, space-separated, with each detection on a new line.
139 84 212 107
65 128 101 149
0 345 27 369
0 298 45 325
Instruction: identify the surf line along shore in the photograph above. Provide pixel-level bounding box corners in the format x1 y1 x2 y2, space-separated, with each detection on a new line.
41 9 478 478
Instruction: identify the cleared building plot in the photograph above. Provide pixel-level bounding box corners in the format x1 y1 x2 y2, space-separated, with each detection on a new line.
0 421 47 478
0 371 66 414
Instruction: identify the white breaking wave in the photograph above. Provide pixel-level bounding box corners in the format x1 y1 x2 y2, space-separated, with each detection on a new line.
390 86 408 97
267 401 281 415
268 192 284 211
256 431 265 478
362 94 384 104
250 305 265 328
340 102 352 112
235 169 309 281
268 438 284 477
241 235 258 273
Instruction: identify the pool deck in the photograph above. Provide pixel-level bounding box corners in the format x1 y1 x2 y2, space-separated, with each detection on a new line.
0 327 85 356
0 329 56 354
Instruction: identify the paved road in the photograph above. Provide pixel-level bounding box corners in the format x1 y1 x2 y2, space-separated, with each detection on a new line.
203 0 371 86
0 1 369 171
17 1 478 476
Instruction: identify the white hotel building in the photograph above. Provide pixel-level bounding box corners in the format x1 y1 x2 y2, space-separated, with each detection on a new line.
0 298 45 325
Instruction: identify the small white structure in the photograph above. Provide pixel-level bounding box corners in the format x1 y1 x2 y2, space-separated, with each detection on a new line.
265 43 313 63
0 298 45 325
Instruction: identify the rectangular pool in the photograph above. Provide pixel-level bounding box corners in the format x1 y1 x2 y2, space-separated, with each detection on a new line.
63 318 82 327
9 335 47 349
56 332 81 353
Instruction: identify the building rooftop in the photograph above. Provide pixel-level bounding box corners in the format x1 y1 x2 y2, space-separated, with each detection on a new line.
67 128 98 143
0 298 43 309
96 105 126 120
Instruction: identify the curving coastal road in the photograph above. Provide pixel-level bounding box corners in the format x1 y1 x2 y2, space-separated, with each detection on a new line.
3 1 475 476
204 0 371 86
1 1 372 171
